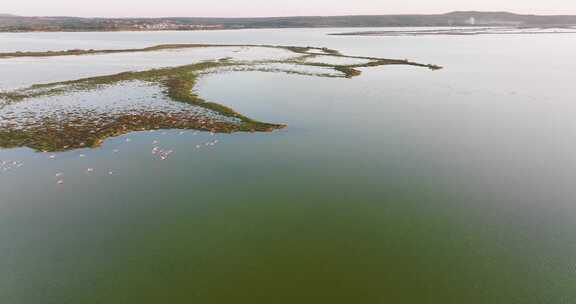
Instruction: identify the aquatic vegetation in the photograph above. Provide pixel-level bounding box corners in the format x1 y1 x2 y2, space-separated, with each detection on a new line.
0 44 442 152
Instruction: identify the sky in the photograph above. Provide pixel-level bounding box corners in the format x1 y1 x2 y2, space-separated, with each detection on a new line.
3 0 576 17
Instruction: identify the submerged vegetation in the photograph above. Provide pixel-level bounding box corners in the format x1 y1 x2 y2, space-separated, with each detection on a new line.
0 44 442 152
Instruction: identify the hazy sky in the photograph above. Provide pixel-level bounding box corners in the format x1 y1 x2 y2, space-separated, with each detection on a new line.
4 0 576 17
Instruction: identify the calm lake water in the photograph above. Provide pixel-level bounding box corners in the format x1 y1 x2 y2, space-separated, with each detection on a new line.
1 29 576 303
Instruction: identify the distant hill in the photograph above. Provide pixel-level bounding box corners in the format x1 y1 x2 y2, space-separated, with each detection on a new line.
1 12 576 32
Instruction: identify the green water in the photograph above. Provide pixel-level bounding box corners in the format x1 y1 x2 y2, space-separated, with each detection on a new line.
1 30 576 303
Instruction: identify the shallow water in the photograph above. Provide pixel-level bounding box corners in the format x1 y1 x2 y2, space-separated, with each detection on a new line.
0 46 297 90
1 29 576 303
303 54 372 66
0 81 240 131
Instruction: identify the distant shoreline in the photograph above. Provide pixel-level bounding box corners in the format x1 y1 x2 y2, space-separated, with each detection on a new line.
2 11 576 33
2 25 575 34
0 28 237 33
0 25 502 34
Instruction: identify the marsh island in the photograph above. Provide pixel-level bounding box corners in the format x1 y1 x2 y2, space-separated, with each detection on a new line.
0 44 441 152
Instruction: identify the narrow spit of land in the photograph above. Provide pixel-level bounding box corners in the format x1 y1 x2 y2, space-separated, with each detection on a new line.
0 44 442 152
330 27 576 36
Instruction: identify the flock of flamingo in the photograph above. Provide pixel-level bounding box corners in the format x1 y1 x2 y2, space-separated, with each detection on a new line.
0 129 222 187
